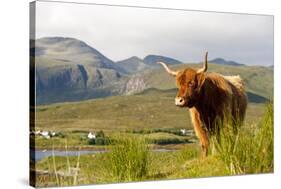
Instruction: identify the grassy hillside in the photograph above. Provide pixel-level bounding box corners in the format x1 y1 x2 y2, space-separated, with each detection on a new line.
143 63 273 99
35 89 266 132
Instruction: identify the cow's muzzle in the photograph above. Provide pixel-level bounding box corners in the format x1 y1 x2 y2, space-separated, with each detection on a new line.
175 97 186 107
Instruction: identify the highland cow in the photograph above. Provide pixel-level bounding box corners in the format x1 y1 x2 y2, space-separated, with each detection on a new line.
158 52 248 157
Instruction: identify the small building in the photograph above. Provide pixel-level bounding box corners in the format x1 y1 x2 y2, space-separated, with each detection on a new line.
34 130 42 135
50 131 56 137
88 132 96 139
41 131 50 139
180 129 187 135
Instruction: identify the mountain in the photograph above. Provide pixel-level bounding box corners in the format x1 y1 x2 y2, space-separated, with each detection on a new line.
34 37 127 104
116 56 150 74
143 55 182 66
32 37 273 105
35 37 125 72
209 58 244 66
116 55 182 74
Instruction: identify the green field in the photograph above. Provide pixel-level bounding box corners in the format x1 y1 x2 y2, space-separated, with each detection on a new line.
35 88 266 131
33 88 266 150
34 102 273 187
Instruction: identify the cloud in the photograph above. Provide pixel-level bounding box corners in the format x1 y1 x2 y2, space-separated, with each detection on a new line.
36 1 273 65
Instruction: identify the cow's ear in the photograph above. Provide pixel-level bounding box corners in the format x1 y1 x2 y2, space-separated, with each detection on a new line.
196 72 206 90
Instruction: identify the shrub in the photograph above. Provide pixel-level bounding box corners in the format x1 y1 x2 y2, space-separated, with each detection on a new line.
55 132 65 138
87 137 110 145
107 135 149 181
87 131 109 145
95 137 110 145
96 130 105 138
88 138 96 145
149 138 189 145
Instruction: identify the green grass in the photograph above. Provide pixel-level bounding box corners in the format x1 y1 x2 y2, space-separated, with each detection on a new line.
34 143 228 187
212 102 273 175
106 135 149 182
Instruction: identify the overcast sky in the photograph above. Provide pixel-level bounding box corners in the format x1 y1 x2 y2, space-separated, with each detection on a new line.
35 1 273 66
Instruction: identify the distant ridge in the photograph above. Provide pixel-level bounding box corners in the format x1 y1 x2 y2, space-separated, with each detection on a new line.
143 55 182 66
209 58 244 66
117 55 182 74
116 56 149 74
268 65 274 69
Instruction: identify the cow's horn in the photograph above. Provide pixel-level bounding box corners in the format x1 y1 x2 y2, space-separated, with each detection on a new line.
157 62 179 76
197 52 208 73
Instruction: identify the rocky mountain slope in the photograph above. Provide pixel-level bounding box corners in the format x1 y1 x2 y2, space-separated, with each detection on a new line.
33 37 127 104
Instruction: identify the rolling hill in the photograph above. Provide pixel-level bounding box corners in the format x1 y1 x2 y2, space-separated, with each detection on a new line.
208 58 244 66
141 63 273 101
143 55 182 66
35 87 266 131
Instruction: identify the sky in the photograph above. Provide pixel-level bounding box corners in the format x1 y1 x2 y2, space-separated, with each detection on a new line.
35 0 274 66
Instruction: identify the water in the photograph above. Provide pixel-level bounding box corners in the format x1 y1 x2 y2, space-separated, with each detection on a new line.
30 149 106 162
31 148 174 162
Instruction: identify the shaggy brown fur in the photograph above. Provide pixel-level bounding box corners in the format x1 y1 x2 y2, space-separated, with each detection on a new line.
158 52 248 157
188 72 247 157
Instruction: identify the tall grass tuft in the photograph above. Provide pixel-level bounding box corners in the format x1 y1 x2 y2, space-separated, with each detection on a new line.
107 135 149 182
212 102 273 175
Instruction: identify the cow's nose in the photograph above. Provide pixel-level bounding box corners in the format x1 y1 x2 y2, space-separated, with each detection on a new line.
175 97 185 106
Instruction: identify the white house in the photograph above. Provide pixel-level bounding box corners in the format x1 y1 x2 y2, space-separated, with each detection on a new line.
88 132 96 139
50 131 56 137
34 130 42 135
180 129 187 135
41 131 50 139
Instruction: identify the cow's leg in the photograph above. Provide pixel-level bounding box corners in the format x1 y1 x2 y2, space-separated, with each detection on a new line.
189 108 209 158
